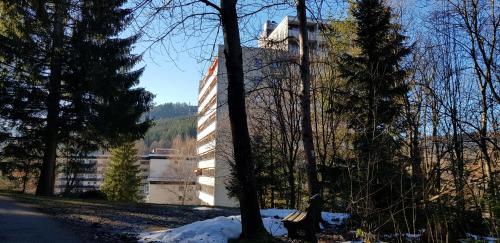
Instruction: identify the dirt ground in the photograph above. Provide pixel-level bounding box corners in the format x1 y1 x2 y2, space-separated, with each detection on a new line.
1 192 359 242
2 192 238 242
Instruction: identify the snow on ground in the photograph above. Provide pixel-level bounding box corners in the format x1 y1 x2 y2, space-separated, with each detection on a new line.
139 208 349 243
464 233 499 243
260 208 350 226
381 232 423 242
140 216 242 243
192 206 222 211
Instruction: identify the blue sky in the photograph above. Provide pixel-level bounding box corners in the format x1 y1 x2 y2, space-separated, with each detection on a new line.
135 42 202 106
127 0 423 107
128 1 345 106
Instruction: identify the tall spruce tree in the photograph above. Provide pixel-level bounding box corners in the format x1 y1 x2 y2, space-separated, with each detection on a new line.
101 142 141 201
0 1 153 195
337 0 411 230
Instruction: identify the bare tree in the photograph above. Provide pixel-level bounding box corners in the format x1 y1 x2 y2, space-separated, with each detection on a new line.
134 0 271 239
296 0 320 198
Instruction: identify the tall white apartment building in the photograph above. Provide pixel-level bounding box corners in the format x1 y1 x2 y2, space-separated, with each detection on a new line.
196 16 330 207
196 46 271 207
196 58 220 206
258 16 329 51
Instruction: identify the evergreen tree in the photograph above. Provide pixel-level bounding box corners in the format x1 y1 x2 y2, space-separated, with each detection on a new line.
101 142 141 202
0 0 153 195
337 0 411 231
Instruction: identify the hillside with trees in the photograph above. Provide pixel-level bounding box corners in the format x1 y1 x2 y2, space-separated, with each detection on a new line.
139 103 197 153
146 103 197 120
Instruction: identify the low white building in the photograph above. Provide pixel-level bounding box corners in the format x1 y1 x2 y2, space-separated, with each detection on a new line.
55 149 198 205
146 152 199 205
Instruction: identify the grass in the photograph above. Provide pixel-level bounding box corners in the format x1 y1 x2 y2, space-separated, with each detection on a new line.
0 190 114 208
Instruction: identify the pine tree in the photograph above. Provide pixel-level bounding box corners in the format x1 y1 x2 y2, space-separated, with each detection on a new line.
0 0 153 195
337 0 411 231
101 142 141 202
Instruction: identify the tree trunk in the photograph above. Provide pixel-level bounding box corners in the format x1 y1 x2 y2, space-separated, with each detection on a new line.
36 1 65 196
410 118 423 200
451 106 465 215
219 0 268 239
296 0 320 197
287 163 296 208
22 171 28 193
269 112 275 208
479 82 495 197
431 99 441 192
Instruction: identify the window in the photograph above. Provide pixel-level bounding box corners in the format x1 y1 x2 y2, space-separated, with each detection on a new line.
254 58 263 68
199 168 215 177
271 61 281 69
251 76 263 85
289 24 299 31
200 185 215 195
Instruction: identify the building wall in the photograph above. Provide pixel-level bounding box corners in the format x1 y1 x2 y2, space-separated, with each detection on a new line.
258 16 328 53
146 155 199 205
55 152 199 205
197 58 218 206
55 155 108 194
148 183 198 205
195 16 331 207
196 45 282 207
55 154 150 197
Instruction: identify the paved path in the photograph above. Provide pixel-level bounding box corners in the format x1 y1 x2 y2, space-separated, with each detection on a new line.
0 195 84 243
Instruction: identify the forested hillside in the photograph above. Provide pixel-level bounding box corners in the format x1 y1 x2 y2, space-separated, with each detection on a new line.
140 103 197 152
146 103 197 120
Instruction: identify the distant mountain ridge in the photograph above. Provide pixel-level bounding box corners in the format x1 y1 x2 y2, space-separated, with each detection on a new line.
140 102 197 150
146 103 197 120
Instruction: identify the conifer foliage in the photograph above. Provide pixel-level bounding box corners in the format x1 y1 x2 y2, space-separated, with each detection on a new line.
337 0 411 229
0 0 153 195
101 142 141 202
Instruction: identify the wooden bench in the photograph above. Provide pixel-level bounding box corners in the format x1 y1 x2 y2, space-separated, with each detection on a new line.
283 194 322 242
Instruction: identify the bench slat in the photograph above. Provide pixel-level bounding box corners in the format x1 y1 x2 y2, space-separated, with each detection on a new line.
282 194 322 242
283 211 301 221
293 212 307 222
283 211 308 223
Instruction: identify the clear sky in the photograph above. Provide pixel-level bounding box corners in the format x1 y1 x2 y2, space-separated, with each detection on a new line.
127 0 343 107
135 43 202 106
128 0 422 107
128 1 361 106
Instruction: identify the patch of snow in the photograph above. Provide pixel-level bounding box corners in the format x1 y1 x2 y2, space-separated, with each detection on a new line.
140 208 350 243
322 212 350 225
381 232 423 242
405 233 421 239
192 206 222 211
262 217 288 236
464 233 498 243
260 208 350 226
260 208 297 219
140 216 242 243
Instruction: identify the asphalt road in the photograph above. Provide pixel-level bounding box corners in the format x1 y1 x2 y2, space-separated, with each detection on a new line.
0 195 84 243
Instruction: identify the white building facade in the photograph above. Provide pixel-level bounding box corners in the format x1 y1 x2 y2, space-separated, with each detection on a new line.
55 150 198 205
196 16 331 207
